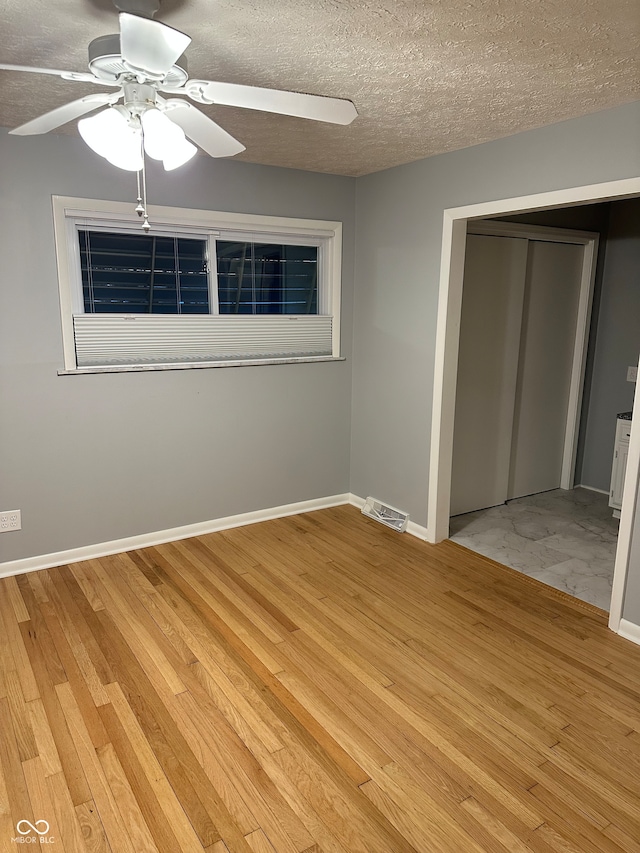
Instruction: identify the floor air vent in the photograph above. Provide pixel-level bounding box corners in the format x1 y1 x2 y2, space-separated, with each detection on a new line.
361 497 409 532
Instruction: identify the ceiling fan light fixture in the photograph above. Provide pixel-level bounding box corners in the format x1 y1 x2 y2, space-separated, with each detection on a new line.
141 107 197 170
78 106 143 170
162 137 197 171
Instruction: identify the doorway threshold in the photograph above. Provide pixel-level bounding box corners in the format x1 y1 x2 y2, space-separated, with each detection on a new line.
449 488 617 611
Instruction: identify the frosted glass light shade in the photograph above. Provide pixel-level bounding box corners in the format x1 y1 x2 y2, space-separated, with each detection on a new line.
162 137 197 171
142 108 197 170
78 107 143 171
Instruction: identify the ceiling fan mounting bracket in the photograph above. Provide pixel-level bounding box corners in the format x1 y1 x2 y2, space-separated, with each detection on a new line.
112 0 160 19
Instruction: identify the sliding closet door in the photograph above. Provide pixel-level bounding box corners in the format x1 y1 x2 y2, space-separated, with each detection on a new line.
507 240 584 499
450 235 528 516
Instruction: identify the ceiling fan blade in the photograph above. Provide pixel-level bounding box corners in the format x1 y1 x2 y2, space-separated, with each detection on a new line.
162 100 245 157
119 12 191 78
0 63 103 84
9 92 121 136
185 80 358 125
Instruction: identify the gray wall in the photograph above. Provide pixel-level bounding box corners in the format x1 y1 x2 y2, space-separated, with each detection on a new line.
350 101 640 613
0 131 356 563
580 199 640 490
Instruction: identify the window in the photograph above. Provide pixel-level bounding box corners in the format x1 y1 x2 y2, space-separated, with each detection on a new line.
79 231 211 314
216 241 318 315
53 197 342 371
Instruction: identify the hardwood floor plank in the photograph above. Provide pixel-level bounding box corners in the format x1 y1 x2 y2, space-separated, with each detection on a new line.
154 542 286 673
97 699 191 853
17 618 91 807
55 680 138 853
22 757 62 849
46 770 91 853
75 799 113 853
4 669 38 763
177 689 315 853
243 566 396 689
190 658 285 758
0 506 637 853
553 722 640 792
97 741 160 853
39 600 110 750
15 576 67 687
0 696 33 835
360 778 453 853
50 567 116 692
26 572 50 606
37 571 111 708
272 744 417 853
68 563 106 611
112 554 199 667
275 666 390 772
87 556 187 698
125 549 165 588
602 821 640 853
279 627 542 834
459 796 535 853
245 827 278 853
0 739 15 852
174 538 296 643
0 583 40 703
4 576 30 624
148 552 371 788
526 782 630 853
169 691 261 837
101 683 210 853
534 759 640 843
90 615 222 850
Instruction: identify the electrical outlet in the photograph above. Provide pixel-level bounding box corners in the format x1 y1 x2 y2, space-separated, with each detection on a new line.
0 510 21 532
627 366 638 383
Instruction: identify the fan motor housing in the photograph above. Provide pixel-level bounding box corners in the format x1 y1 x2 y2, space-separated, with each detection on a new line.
88 33 188 85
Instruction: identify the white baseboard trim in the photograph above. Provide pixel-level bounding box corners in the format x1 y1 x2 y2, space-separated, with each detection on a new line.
0 493 352 579
407 520 429 541
576 484 610 496
347 493 429 541
618 618 640 646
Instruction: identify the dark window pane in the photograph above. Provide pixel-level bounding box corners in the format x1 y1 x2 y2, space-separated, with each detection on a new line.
216 241 318 314
79 230 209 314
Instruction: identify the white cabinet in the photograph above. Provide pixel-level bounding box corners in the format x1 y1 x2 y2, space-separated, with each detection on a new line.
609 417 632 517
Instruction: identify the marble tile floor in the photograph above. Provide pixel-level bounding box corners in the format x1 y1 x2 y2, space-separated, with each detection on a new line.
449 487 619 611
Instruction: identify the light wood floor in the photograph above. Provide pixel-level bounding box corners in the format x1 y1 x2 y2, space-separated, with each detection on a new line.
1 506 639 853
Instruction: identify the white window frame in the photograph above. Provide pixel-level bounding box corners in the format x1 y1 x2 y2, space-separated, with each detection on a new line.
52 196 343 372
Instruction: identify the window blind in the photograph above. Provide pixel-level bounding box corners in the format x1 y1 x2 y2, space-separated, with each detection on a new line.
73 314 333 367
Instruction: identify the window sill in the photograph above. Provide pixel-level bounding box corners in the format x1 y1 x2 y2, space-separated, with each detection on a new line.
58 355 346 375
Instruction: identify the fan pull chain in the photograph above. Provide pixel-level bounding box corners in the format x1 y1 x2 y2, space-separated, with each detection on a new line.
135 168 145 218
140 157 151 232
135 127 151 233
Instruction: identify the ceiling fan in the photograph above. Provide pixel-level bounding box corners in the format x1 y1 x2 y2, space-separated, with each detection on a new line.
0 0 358 175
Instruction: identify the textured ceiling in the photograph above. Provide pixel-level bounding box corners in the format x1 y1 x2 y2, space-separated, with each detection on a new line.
0 0 638 176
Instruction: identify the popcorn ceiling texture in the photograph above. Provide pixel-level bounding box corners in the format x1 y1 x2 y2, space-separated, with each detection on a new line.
1 0 638 175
